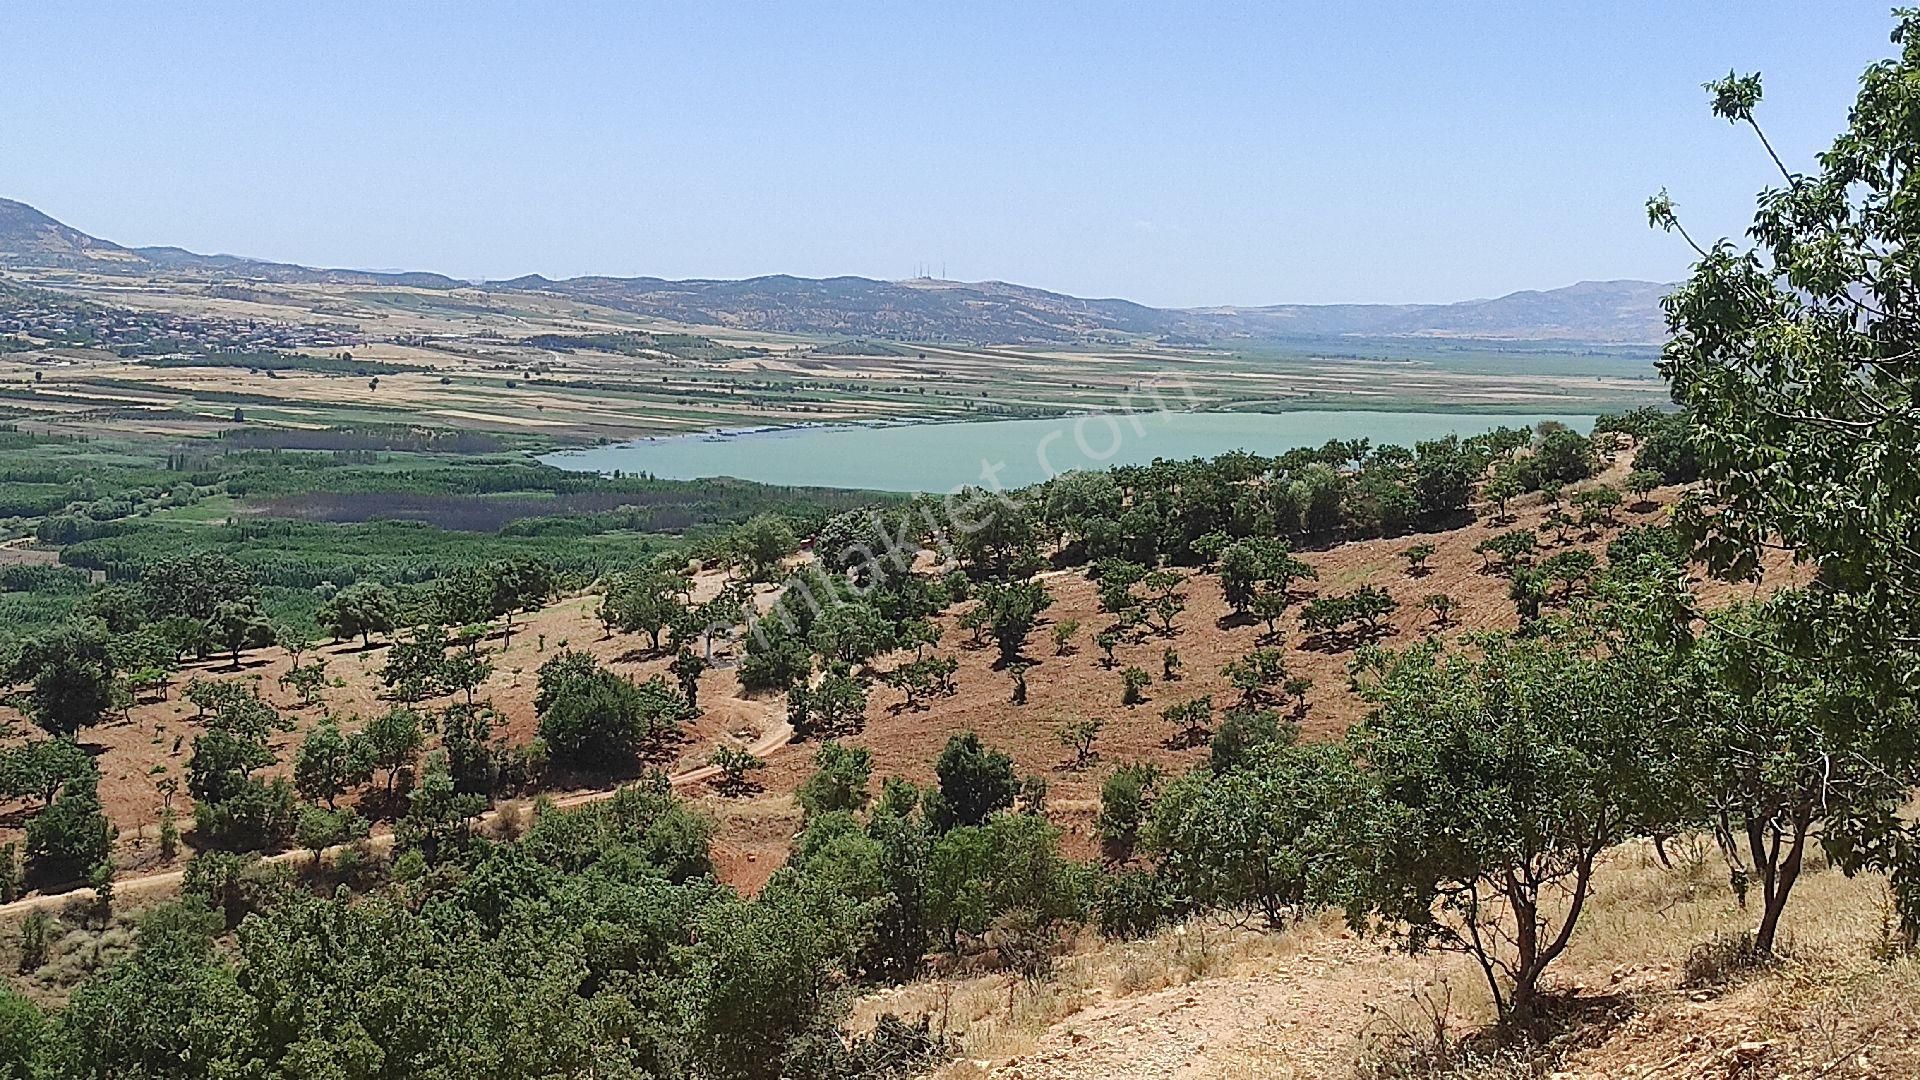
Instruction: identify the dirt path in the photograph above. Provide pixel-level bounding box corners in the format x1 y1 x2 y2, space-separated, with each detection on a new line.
974 939 1435 1080
0 698 793 919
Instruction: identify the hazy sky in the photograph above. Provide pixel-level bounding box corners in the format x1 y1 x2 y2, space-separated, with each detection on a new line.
0 3 1901 306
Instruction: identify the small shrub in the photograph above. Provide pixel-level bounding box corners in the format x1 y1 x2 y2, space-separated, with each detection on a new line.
1051 619 1080 655
1401 542 1437 576
1098 763 1162 853
17 911 52 973
1058 718 1103 769
0 845 19 904
708 744 764 796
1095 866 1172 940
1682 930 1771 988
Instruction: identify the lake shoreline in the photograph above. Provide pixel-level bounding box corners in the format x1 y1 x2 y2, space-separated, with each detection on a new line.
551 398 1634 452
539 409 1601 493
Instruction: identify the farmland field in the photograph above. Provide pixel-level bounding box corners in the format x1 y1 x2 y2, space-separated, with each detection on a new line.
0 269 1666 452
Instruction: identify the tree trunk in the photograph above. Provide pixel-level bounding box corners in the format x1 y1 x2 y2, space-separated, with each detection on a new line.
1753 805 1813 956
1508 877 1541 1032
1507 975 1541 1035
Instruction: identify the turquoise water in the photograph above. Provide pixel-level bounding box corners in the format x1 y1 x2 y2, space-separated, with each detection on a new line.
540 411 1596 493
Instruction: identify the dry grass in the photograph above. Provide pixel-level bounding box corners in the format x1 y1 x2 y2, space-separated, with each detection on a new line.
1354 847 1918 1079
863 848 1919 1080
0 904 144 1006
1563 840 1896 985
854 917 1308 1067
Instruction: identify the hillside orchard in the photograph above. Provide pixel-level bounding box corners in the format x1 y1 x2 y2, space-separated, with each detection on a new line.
2 27 1920 1065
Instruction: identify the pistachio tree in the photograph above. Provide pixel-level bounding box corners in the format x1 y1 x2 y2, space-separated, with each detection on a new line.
1345 635 1675 1030
1651 16 1920 929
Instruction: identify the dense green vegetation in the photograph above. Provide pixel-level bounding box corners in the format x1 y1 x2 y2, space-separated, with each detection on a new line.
520 330 760 362
0 780 950 1079
139 351 425 376
1644 31 1920 931
0 343 1903 1072
4 480 1904 1065
0 431 885 641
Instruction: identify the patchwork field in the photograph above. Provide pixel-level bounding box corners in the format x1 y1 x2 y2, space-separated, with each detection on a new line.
1 267 1667 447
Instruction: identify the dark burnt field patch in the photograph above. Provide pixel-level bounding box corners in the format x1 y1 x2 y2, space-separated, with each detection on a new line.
246 490 710 532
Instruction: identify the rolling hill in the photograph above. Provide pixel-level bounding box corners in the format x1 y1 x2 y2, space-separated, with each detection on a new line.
0 197 460 288
0 196 1668 345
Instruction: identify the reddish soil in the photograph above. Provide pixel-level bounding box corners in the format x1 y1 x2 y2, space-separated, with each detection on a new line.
731 463 1792 884
0 454 1797 895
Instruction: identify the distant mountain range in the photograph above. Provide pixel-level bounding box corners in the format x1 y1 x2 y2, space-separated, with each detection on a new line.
0 197 1670 345
0 199 461 289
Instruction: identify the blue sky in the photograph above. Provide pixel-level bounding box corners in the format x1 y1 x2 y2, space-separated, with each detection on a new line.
0 3 1901 306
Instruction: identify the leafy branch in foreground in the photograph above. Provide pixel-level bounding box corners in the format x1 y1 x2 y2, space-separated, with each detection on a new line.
1652 18 1920 933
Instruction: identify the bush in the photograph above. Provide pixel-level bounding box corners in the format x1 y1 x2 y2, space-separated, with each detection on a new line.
737 622 814 694
1094 866 1173 940
878 653 958 710
1209 708 1291 773
192 777 299 851
182 851 294 928
1606 524 1689 576
1145 740 1363 928
1097 763 1161 854
1160 695 1213 747
788 666 868 740
0 845 19 904
796 741 873 819
1299 585 1398 642
25 770 112 882
1515 428 1594 489
974 580 1052 663
0 985 43 1073
1400 542 1436 575
1057 717 1102 769
1632 412 1702 483
1474 528 1537 572
926 811 1086 954
781 1013 951 1080
535 651 691 767
926 732 1017 833
708 745 765 795
16 912 52 974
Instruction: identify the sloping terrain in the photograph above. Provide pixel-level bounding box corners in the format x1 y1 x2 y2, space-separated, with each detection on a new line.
499 275 1669 346
1201 279 1672 344
0 199 142 266
0 197 1666 344
0 198 460 287
0 453 1782 905
892 858 1917 1080
498 274 1178 345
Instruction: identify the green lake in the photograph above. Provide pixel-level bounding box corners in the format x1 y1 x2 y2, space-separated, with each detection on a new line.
540 410 1597 493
